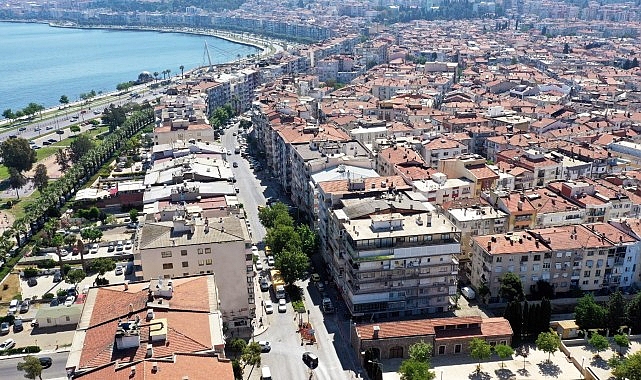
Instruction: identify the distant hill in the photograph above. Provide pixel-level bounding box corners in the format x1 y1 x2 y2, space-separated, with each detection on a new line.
91 0 245 12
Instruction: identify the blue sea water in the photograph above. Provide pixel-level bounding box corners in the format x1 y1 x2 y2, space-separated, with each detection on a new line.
0 22 259 113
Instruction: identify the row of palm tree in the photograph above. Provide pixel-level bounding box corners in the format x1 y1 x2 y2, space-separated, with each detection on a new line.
1 107 154 254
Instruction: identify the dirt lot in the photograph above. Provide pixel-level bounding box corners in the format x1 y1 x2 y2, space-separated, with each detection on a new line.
0 273 21 313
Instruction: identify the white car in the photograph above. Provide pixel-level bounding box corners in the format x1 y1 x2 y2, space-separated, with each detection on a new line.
124 240 132 251
58 249 69 257
0 338 15 351
64 296 75 307
267 256 275 267
251 245 259 255
255 261 263 271
264 300 274 314
89 243 99 254
278 299 287 313
115 265 123 275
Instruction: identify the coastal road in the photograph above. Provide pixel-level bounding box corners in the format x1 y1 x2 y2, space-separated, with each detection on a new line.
0 351 69 379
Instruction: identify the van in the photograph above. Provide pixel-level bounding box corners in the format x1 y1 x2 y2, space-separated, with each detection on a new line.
461 286 476 300
260 366 272 380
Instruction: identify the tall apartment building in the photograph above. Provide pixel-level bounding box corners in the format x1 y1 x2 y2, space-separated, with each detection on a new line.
326 199 461 317
135 215 255 334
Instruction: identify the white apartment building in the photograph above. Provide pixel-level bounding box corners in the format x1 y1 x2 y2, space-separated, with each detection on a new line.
135 215 254 332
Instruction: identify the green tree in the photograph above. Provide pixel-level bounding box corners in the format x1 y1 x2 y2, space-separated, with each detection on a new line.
8 168 26 199
229 338 247 359
258 202 291 229
297 224 318 256
66 268 86 289
499 272 524 302
536 331 561 362
2 109 15 124
179 65 185 78
129 209 139 223
33 164 49 192
398 341 435 380
614 334 630 355
563 43 570 54
626 292 641 333
589 332 609 357
89 257 115 278
232 359 243 380
608 291 626 332
241 342 261 368
16 355 43 380
503 301 522 341
59 95 69 106
274 247 309 285
470 338 492 373
265 225 301 256
575 294 607 330
495 344 514 368
1 138 37 173
612 351 641 380
69 135 94 162
55 148 70 172
80 228 102 242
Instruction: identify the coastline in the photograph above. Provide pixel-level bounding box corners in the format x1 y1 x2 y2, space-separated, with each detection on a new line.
46 22 283 58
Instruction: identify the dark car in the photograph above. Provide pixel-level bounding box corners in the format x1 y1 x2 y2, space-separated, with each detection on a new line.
302 352 318 369
49 298 60 307
53 272 62 283
0 322 9 335
13 318 23 332
39 357 52 369
48 138 57 143
27 278 37 287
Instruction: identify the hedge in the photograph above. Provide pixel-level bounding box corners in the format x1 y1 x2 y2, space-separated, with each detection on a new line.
0 346 40 356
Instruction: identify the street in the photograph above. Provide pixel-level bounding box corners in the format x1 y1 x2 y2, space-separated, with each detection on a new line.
0 351 69 379
224 124 363 379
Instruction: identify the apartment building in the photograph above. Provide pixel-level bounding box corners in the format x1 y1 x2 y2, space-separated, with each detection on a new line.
470 223 639 301
135 215 254 333
445 205 509 259
327 201 461 317
439 155 499 198
411 173 475 205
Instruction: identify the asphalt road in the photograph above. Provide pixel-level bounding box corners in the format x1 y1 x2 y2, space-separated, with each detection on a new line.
0 351 69 379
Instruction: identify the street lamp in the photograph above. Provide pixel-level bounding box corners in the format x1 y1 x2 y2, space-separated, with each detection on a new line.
581 356 585 380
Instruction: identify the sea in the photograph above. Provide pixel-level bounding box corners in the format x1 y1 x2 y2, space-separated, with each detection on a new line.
0 22 260 113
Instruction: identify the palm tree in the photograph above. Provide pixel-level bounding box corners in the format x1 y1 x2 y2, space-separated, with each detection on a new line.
166 69 171 79
153 72 159 82
179 65 184 78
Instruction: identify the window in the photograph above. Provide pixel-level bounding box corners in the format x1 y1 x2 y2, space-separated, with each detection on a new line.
46 318 51 324
182 261 189 268
555 263 562 270
489 341 497 347
500 340 507 345
161 251 172 258
162 263 173 270
521 256 528 262
533 255 541 261
595 269 601 277
205 248 212 254
586 260 593 268
454 344 462 353
495 257 503 263
181 250 188 256
205 259 212 265
556 252 563 258
183 272 189 276
247 276 253 284
584 271 591 277
543 262 550 269
438 345 446 355
65 316 70 321
495 266 503 273
198 248 203 254
594 279 599 284
198 260 205 266
533 264 540 272
582 280 588 285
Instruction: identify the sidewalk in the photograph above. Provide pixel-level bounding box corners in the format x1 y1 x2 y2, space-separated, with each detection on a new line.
0 347 70 361
253 272 270 338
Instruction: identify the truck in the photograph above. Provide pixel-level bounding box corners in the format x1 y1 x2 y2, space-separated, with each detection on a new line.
270 269 286 299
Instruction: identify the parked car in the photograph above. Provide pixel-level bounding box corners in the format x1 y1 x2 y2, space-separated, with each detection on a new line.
39 357 52 369
116 241 124 252
316 281 325 293
67 286 77 297
311 273 321 282
259 278 270 292
27 278 37 287
13 318 23 332
89 243 99 254
258 341 271 353
64 296 75 307
19 300 30 313
0 338 15 351
124 240 132 251
58 248 69 257
278 299 287 313
233 162 238 168
267 256 275 267
53 272 62 282
107 243 115 252
49 298 60 307
115 265 123 275
263 300 273 314
0 322 9 335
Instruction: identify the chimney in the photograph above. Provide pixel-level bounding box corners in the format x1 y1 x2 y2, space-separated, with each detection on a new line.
373 325 380 339
146 343 153 358
131 366 136 376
